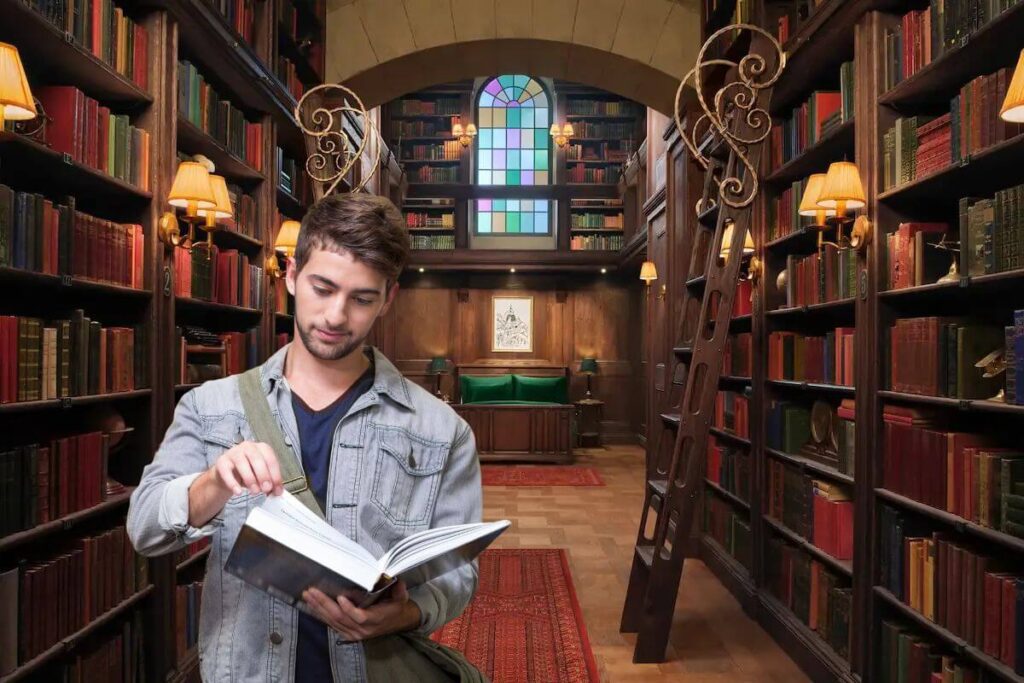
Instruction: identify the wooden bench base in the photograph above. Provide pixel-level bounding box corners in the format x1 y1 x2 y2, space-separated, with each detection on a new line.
453 403 574 464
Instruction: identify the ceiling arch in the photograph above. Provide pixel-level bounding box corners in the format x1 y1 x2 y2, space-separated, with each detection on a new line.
325 0 702 115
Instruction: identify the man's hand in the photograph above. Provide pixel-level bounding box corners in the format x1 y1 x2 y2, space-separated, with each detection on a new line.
188 441 284 527
302 580 422 642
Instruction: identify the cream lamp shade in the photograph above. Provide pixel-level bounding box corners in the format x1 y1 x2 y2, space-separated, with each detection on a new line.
1000 49 1024 123
549 123 560 136
201 174 233 222
818 161 866 212
452 122 464 137
639 260 658 284
275 219 301 256
465 123 477 136
168 161 216 212
720 220 755 259
0 43 36 125
562 122 574 137
798 174 837 217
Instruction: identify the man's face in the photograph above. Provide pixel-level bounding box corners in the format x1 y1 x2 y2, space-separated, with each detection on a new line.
285 247 398 361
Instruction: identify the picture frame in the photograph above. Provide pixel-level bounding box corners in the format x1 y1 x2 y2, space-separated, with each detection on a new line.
491 296 533 352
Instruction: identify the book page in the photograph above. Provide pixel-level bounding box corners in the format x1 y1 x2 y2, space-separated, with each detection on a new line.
378 520 511 580
260 492 377 567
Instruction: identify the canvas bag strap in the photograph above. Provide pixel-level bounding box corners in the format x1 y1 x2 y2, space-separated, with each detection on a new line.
238 367 325 519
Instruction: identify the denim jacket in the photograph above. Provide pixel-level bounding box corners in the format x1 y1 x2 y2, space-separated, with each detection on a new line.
127 344 482 682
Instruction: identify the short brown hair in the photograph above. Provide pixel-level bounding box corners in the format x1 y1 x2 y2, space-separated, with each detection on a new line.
293 194 410 282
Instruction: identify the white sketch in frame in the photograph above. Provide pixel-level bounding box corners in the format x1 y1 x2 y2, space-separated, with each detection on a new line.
492 296 533 352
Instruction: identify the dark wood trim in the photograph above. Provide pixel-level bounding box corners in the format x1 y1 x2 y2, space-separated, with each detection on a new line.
0 490 135 553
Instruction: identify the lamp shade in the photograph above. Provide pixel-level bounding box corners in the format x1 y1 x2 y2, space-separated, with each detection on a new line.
562 122 574 137
452 122 464 137
0 43 35 122
465 123 477 136
818 161 866 210
1000 49 1024 123
719 220 755 258
275 219 301 256
549 123 561 136
429 356 448 374
798 173 837 217
579 357 598 374
201 174 233 220
168 161 216 209
639 260 658 283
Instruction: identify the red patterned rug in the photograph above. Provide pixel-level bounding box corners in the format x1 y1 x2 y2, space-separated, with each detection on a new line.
432 549 599 683
481 466 605 487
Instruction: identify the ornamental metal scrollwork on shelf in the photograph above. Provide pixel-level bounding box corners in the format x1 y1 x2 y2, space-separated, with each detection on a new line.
674 24 786 210
293 84 381 197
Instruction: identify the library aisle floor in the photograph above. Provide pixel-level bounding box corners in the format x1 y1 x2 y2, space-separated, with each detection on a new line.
483 445 808 683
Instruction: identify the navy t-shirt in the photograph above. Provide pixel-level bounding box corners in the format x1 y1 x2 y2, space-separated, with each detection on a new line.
292 360 374 683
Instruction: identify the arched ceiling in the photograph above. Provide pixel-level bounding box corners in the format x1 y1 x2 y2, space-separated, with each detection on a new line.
325 0 702 115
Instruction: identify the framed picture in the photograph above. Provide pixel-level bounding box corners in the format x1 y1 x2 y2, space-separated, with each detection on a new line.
491 296 533 352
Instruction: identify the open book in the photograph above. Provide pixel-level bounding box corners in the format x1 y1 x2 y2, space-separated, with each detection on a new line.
224 491 510 609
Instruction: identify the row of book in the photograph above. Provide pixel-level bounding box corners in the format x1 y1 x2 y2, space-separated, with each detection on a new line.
764 535 852 661
769 70 853 170
882 0 1023 91
403 142 461 161
173 245 265 310
767 460 854 560
178 61 265 171
722 332 752 376
565 100 638 117
565 142 633 162
173 538 211 568
567 165 616 184
0 430 112 539
175 327 259 384
1 524 149 667
729 278 754 317
768 329 856 387
0 186 145 288
768 177 810 242
780 247 857 308
25 0 149 90
704 495 753 571
390 121 452 138
211 0 256 44
767 399 856 477
413 166 458 184
769 0 824 45
879 619 988 683
405 212 454 229
569 213 623 229
395 99 461 116
566 122 636 139
223 183 261 241
276 147 312 202
175 580 204 662
0 312 149 403
879 506 1024 673
881 407 1024 537
274 277 290 315
276 56 305 101
713 390 750 438
887 317 1003 399
569 235 623 251
884 222 952 290
960 184 1024 277
707 440 750 503
35 86 150 190
410 234 455 250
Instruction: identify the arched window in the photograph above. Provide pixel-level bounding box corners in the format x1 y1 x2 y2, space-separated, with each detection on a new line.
475 74 551 235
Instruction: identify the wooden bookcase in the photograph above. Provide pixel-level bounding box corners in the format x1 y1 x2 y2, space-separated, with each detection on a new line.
668 0 1024 680
0 0 323 678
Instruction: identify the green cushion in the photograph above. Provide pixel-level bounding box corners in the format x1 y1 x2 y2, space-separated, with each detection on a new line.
459 375 514 403
463 400 563 406
513 375 568 404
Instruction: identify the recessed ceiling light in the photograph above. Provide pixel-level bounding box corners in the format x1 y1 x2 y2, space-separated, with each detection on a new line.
600 268 607 274
418 267 425 273
510 267 516 273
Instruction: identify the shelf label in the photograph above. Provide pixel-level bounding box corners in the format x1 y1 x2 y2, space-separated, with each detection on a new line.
62 152 73 165
60 397 73 409
163 266 172 297
60 274 72 287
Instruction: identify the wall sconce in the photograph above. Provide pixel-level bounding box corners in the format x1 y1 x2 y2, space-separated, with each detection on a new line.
0 42 36 130
818 161 868 253
639 260 658 295
1000 48 1024 122
267 219 300 278
161 160 216 248
549 122 574 149
719 219 762 283
452 120 476 148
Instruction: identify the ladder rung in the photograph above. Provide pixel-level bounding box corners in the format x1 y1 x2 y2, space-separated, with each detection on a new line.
697 203 720 229
673 346 693 357
660 413 680 428
685 274 707 291
649 479 668 497
635 545 655 568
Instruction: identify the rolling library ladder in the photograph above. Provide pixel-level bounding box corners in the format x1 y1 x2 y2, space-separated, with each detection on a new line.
619 25 785 663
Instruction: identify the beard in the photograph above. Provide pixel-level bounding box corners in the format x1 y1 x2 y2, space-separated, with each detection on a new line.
296 318 366 361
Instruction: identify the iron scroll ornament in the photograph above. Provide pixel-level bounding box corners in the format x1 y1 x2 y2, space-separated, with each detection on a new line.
674 24 786 210
293 83 382 197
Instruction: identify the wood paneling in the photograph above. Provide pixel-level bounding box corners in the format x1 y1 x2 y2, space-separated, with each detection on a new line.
386 273 643 440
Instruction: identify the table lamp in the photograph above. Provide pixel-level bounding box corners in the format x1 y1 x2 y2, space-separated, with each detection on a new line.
579 357 598 399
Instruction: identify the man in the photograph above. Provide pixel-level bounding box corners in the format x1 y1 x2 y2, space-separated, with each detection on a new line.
127 194 482 682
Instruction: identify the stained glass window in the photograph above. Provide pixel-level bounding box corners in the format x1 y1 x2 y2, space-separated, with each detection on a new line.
475 75 551 235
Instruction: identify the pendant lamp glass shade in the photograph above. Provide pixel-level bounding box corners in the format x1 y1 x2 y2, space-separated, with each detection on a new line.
0 43 36 123
818 161 866 211
1000 49 1024 123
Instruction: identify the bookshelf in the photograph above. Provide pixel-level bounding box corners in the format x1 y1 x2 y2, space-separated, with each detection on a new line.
0 0 324 676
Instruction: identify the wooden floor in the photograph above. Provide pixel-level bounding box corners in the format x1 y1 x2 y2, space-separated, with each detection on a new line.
483 444 810 683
